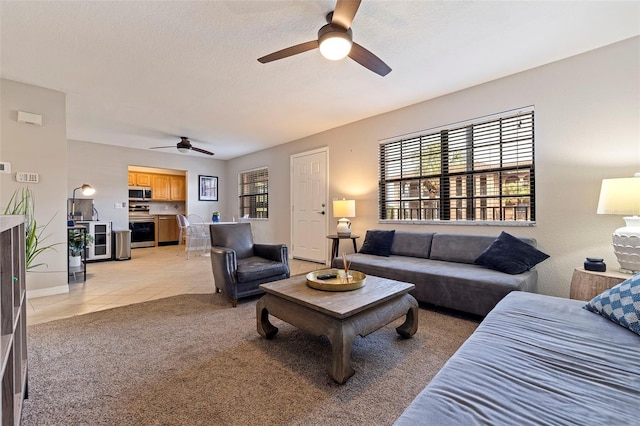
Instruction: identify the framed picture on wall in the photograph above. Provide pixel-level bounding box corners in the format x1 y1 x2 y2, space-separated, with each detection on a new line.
198 175 218 201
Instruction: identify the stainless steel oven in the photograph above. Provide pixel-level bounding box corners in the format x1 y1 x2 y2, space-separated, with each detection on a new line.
129 204 156 248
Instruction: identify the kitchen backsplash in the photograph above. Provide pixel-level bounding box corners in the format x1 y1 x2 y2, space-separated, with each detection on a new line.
148 201 185 216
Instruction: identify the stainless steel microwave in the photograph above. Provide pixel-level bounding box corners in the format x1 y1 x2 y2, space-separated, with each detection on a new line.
129 186 152 201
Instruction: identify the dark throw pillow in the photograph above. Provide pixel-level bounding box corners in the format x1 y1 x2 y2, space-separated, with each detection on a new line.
359 230 396 257
474 231 549 274
583 273 640 336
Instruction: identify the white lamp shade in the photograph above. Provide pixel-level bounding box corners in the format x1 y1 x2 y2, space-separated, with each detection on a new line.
597 176 640 215
333 199 356 218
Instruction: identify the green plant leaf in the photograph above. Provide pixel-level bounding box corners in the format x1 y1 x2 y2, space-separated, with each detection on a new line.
3 187 61 270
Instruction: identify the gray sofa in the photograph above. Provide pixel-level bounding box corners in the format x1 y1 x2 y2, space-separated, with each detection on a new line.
394 291 640 425
332 231 539 316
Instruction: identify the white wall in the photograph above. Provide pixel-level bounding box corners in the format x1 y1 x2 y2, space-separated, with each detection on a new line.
1 80 226 297
3 37 638 299
0 79 69 296
227 37 640 298
67 140 226 231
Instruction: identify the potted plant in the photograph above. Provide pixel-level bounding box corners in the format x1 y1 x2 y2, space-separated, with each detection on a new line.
68 230 94 267
212 211 220 223
3 187 60 270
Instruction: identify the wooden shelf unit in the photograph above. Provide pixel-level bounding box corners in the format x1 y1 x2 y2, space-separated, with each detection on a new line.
0 216 28 425
68 225 88 282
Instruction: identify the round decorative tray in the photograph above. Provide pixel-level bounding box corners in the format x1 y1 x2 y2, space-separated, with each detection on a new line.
306 269 366 292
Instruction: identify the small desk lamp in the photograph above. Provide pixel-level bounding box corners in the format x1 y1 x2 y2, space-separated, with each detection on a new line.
597 173 640 273
333 199 355 237
71 184 96 220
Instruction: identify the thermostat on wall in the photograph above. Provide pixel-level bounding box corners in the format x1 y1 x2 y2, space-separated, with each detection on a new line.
0 162 10 174
16 172 39 183
17 111 42 126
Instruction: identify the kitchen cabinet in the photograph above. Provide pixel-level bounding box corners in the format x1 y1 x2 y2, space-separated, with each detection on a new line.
170 176 186 201
152 175 185 201
128 172 152 187
151 175 170 200
76 221 112 261
157 215 179 245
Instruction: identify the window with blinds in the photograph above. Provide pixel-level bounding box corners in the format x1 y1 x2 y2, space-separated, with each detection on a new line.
379 110 535 223
238 167 269 219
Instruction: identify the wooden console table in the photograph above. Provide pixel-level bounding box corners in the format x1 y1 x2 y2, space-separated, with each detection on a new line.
569 267 630 301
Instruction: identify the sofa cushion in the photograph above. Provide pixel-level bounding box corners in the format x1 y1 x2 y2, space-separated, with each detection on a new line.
237 256 289 282
474 231 549 274
429 234 499 264
334 253 537 316
210 223 254 259
359 230 395 257
584 273 640 336
390 231 434 259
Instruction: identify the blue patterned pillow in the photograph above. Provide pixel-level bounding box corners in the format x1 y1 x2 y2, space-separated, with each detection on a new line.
584 273 640 336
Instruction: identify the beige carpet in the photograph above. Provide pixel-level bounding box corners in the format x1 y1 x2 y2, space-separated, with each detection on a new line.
22 293 479 425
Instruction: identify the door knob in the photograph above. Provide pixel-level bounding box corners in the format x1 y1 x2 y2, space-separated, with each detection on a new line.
319 211 325 215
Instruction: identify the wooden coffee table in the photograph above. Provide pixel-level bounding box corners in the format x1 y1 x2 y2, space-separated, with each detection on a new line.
256 274 418 384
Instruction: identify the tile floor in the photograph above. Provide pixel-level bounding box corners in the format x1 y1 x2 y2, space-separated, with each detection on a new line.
27 245 322 326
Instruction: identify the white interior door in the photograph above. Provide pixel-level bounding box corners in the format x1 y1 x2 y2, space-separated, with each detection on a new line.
291 148 328 263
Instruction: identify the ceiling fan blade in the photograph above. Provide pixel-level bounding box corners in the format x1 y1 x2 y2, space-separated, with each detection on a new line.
190 146 215 156
258 40 319 63
332 0 361 29
348 42 391 76
149 146 175 149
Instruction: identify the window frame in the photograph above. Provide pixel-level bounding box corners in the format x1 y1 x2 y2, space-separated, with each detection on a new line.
379 109 536 226
238 166 269 220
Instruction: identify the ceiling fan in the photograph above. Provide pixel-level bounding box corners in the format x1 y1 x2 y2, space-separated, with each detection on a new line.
150 137 214 156
257 0 391 77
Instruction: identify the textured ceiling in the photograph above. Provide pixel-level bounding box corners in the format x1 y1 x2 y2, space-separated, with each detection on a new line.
1 1 638 159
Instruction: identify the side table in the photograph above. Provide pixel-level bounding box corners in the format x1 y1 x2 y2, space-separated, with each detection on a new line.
569 267 630 301
327 234 360 260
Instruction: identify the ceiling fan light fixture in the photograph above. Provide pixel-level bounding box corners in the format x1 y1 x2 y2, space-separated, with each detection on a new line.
318 25 352 61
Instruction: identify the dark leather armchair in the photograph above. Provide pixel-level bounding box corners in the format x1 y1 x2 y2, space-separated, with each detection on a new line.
209 223 289 307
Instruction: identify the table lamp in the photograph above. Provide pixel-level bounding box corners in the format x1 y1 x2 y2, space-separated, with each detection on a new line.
333 199 355 237
71 184 96 220
597 173 640 273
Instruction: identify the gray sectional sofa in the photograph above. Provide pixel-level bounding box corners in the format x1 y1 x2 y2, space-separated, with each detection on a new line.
332 231 541 316
394 291 640 425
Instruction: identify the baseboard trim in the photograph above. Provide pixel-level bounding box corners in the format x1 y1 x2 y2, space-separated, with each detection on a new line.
27 285 69 299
